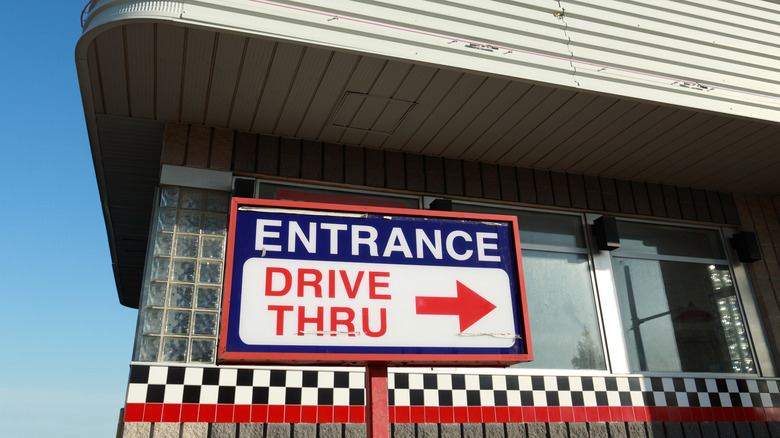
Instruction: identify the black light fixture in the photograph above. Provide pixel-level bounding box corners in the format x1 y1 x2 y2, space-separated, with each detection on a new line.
592 215 620 251
731 232 761 263
232 178 255 198
429 198 453 211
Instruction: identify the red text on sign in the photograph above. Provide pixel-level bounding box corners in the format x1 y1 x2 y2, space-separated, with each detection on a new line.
267 305 387 337
264 267 391 299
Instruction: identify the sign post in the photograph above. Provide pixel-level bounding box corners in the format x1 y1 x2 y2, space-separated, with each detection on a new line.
365 363 389 438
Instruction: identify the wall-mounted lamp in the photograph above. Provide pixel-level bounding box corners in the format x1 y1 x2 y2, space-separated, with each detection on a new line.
232 178 255 199
592 216 620 251
731 232 761 263
429 199 453 211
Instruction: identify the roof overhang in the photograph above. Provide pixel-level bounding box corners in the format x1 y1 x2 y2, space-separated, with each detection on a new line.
75 0 780 306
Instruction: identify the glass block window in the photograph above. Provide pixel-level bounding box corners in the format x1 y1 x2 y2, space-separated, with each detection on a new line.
134 186 229 364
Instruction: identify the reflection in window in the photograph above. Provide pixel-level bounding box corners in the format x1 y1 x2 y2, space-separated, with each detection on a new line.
257 183 421 209
711 266 754 373
518 251 606 370
612 221 755 373
454 204 606 370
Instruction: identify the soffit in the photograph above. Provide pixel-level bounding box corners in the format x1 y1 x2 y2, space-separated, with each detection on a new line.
84 22 780 196
95 115 165 307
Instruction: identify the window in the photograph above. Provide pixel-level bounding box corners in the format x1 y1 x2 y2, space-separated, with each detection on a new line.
257 182 420 209
610 220 755 373
132 180 768 375
453 204 606 370
452 202 763 375
133 186 229 364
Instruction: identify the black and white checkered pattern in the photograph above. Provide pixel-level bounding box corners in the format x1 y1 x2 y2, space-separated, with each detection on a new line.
127 365 365 406
388 374 780 408
126 364 780 408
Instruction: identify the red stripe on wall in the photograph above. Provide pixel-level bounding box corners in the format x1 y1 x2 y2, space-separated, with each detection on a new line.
123 404 780 423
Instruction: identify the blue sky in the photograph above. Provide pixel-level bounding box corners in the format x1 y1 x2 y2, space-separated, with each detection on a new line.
0 2 139 436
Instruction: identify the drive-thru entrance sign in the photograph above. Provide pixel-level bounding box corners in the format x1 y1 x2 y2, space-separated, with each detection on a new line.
218 198 532 366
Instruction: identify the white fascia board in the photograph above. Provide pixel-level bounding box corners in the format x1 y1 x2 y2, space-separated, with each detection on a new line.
176 0 579 83
562 19 780 77
82 0 780 123
567 44 778 101
81 0 184 32
567 3 780 59
588 0 780 34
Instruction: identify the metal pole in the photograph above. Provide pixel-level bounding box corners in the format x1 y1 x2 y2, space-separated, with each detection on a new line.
365 363 389 438
624 265 648 371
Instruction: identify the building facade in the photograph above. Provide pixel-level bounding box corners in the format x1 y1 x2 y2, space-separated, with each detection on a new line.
75 1 780 437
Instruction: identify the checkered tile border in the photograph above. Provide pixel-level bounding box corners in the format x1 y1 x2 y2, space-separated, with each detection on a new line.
126 365 366 406
389 374 780 409
124 364 780 423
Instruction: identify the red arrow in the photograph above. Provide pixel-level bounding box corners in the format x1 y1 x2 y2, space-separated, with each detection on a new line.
415 281 497 332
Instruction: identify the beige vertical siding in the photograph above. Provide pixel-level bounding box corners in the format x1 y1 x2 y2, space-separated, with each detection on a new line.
161 122 742 225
